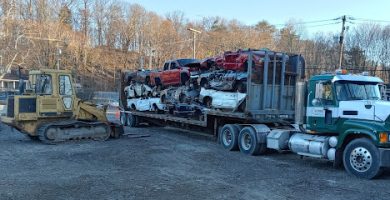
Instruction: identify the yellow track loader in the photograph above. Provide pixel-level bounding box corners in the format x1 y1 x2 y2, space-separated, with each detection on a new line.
1 69 123 144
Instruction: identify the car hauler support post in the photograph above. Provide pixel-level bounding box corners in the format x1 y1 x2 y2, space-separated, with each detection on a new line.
246 52 253 111
262 51 270 110
271 52 277 109
279 54 286 110
296 55 302 79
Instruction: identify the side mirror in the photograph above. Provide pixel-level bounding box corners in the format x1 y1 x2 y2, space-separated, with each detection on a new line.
312 98 322 107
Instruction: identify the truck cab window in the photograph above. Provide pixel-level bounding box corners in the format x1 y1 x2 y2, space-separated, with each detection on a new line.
59 75 73 95
36 75 52 95
335 81 381 101
314 81 333 104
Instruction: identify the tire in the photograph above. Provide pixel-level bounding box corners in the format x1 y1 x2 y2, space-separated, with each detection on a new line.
120 112 127 126
127 113 139 127
343 138 383 179
238 126 266 155
220 124 240 151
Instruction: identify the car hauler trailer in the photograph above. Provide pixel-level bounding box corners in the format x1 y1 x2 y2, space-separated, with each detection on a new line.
118 50 390 179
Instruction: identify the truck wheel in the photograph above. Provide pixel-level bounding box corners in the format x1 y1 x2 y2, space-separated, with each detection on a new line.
238 127 266 155
220 124 239 151
343 138 383 179
127 113 139 127
120 112 127 126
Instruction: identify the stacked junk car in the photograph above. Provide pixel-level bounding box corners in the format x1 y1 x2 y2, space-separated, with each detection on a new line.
119 49 390 179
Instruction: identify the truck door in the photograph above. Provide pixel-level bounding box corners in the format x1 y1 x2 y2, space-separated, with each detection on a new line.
161 62 171 85
307 80 339 133
169 62 179 85
58 74 74 116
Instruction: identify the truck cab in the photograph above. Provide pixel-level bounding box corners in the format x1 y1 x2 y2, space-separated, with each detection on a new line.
305 70 390 178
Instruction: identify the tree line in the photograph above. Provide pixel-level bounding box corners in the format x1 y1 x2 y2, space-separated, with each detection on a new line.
0 0 389 91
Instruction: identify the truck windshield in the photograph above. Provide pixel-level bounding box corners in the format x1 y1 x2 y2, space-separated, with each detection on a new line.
335 81 381 101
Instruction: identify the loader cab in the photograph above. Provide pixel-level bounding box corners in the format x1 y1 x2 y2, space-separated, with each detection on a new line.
28 69 75 117
306 71 384 134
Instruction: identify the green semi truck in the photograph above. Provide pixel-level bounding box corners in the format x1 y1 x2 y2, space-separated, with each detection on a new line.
119 50 390 179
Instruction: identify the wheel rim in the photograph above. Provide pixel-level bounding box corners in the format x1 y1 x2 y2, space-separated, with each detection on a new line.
241 132 251 151
222 129 232 146
350 147 372 173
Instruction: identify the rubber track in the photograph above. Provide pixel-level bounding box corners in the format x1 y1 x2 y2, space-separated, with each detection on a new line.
37 120 110 144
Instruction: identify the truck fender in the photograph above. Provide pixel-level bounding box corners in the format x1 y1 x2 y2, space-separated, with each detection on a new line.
337 129 377 149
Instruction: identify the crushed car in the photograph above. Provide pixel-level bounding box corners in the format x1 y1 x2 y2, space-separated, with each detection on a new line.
150 58 201 88
127 97 165 112
199 88 246 111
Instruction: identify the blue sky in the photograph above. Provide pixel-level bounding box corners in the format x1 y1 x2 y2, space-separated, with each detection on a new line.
126 0 390 36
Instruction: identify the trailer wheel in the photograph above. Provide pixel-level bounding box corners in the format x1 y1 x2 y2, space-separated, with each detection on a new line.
343 138 382 179
220 124 239 151
120 112 127 126
238 127 266 155
127 113 139 127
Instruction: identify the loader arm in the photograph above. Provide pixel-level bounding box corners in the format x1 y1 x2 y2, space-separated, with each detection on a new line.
73 99 109 122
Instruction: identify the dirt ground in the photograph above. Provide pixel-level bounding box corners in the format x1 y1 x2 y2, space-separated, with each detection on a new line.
0 123 389 200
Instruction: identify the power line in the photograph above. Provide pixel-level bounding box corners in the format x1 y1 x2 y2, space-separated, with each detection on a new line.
304 22 341 28
349 17 390 23
273 17 340 27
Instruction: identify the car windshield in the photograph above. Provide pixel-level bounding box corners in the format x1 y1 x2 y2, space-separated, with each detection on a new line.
335 81 381 101
177 59 200 66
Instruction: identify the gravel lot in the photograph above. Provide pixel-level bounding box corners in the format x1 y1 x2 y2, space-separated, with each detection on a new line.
0 123 389 200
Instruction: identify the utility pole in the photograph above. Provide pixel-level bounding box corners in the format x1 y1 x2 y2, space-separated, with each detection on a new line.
187 28 201 59
338 15 346 69
57 46 62 70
